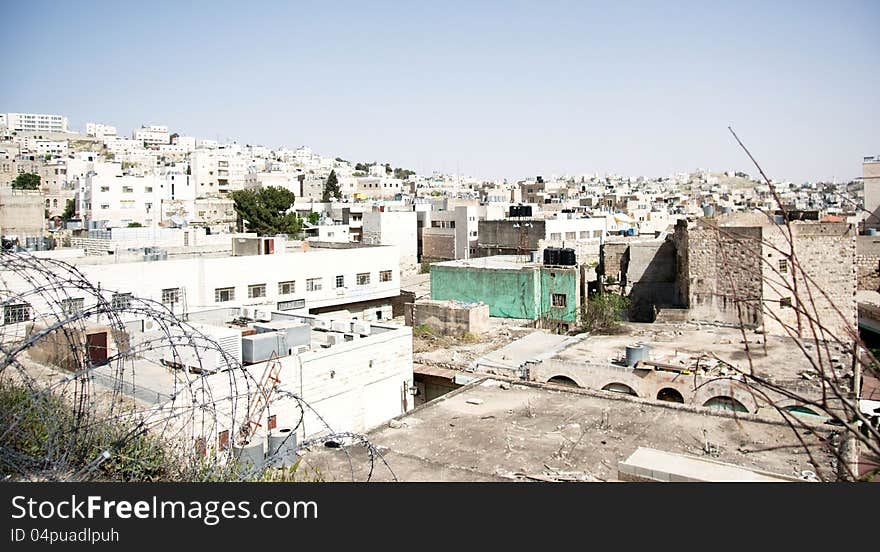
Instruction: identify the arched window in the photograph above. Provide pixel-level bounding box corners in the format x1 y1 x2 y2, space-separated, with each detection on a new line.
547 375 579 388
703 396 748 413
602 382 637 396
784 405 822 417
657 387 684 403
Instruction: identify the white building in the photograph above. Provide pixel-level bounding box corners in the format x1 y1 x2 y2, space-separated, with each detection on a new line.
82 172 163 228
190 148 249 195
132 125 170 146
85 123 117 139
362 209 418 273
5 113 68 133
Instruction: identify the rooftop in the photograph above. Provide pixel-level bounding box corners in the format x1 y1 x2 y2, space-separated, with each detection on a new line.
299 378 835 482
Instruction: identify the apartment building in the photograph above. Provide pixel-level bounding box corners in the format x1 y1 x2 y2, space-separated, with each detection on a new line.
85 123 117 138
132 124 170 145
5 112 68 133
82 172 163 228
190 148 249 195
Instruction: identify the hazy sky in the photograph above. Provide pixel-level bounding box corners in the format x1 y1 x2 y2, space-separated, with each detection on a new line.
4 0 878 182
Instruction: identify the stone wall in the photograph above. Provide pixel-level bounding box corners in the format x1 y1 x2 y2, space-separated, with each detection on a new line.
404 299 490 336
856 235 880 291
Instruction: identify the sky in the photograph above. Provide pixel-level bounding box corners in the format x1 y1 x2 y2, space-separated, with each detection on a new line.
3 0 878 183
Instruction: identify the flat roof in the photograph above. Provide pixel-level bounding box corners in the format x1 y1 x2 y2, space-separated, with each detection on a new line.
299 378 835 482
432 255 542 271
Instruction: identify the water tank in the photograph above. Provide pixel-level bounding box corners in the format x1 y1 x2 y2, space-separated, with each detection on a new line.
232 439 265 470
266 427 298 467
625 343 649 367
867 228 878 236
560 248 576 266
543 247 561 265
703 204 716 217
626 228 635 236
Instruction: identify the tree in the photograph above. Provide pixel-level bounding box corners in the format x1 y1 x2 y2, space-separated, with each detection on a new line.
12 173 40 190
322 170 341 202
394 168 416 180
307 211 321 225
127 222 144 228
230 186 301 236
579 293 629 333
61 199 76 221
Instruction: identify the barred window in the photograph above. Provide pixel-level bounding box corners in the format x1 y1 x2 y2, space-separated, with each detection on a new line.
248 283 266 299
335 275 345 288
778 259 788 273
356 272 371 285
111 292 132 310
161 288 180 304
61 298 84 315
278 280 295 295
551 293 567 307
379 270 392 282
3 303 30 325
306 278 322 292
215 287 235 303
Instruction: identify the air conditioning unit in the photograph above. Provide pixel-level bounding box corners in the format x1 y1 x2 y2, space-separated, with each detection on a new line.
352 321 371 336
331 320 352 333
240 307 254 320
255 309 271 322
311 317 331 330
325 332 345 346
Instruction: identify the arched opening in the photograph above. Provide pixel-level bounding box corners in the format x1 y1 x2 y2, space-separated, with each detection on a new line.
547 375 579 388
784 405 823 418
656 387 684 403
602 382 637 396
703 396 749 413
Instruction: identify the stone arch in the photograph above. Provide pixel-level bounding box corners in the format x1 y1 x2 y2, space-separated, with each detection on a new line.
656 387 684 403
602 382 638 396
547 375 580 388
703 396 749 413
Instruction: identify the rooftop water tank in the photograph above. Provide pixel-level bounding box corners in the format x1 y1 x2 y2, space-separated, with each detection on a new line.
267 427 298 468
625 343 649 367
232 439 265 471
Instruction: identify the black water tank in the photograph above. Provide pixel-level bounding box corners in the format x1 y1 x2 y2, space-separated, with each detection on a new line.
521 205 532 217
544 247 561 265
560 248 576 266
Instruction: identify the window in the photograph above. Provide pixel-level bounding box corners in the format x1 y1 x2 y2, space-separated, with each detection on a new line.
550 232 562 240
61 298 84 316
551 293 567 307
277 299 305 311
306 278 322 292
357 272 371 285
780 297 792 308
100 186 110 192
215 287 235 302
122 186 134 193
248 283 266 298
145 187 153 193
580 231 589 239
4 303 31 325
778 259 788 273
565 232 576 240
111 292 132 310
380 270 392 282
161 288 181 304
335 275 345 288
278 280 295 295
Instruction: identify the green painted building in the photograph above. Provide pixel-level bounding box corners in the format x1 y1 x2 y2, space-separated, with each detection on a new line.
430 256 580 327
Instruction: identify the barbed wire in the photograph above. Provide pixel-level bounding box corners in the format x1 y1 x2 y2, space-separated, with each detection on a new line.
0 250 395 482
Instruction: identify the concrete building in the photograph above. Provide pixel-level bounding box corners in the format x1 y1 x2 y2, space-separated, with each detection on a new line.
82 172 163 228
299 377 835 481
15 244 402 321
5 112 68 133
190 148 249 195
420 205 479 261
362 208 418 273
430 255 580 330
85 123 117 139
132 124 170 146
478 213 607 264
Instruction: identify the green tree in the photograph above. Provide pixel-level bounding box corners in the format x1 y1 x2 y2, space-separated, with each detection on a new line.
579 293 629 333
307 211 321 225
12 173 40 190
127 222 144 228
230 186 302 236
61 199 76 221
322 170 341 202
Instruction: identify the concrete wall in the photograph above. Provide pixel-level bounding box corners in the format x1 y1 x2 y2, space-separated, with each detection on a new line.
362 210 418 273
421 229 455 261
625 240 679 321
863 160 880 230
